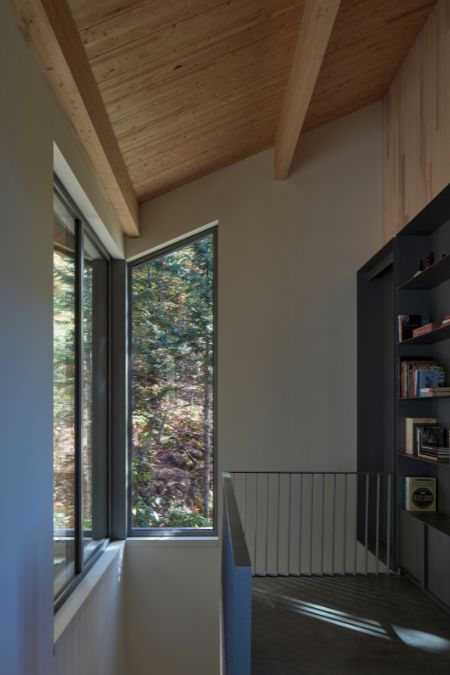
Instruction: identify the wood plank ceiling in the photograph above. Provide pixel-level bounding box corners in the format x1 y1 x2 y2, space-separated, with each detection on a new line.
66 0 435 203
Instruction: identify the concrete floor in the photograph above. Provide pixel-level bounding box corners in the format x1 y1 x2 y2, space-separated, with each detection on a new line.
252 575 450 675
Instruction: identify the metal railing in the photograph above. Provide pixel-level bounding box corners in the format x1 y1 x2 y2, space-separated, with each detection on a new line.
229 472 395 577
222 473 252 675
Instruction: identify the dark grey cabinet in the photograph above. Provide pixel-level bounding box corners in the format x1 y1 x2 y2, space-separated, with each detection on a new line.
428 527 450 607
399 510 425 587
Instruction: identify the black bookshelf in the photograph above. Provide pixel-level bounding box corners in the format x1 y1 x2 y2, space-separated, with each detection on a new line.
358 183 450 613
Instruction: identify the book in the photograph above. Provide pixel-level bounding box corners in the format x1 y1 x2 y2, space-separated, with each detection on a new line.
419 445 450 461
412 322 441 338
404 417 436 455
398 314 422 342
420 387 450 397
404 477 436 512
416 368 441 396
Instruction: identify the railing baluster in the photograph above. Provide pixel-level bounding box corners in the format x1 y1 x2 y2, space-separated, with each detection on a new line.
386 474 392 574
365 473 370 576
287 473 292 575
243 472 247 534
331 473 336 575
254 474 258 574
342 474 348 575
309 475 314 576
375 473 380 575
265 473 269 576
276 472 281 576
320 474 325 576
353 475 357 576
298 473 303 576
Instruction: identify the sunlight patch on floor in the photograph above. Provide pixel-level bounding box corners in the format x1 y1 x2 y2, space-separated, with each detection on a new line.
391 626 450 654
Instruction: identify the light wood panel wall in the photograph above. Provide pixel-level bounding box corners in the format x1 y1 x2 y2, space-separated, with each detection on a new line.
384 0 450 241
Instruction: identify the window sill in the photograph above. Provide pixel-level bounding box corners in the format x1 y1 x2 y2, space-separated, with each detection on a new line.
125 536 219 548
54 541 125 644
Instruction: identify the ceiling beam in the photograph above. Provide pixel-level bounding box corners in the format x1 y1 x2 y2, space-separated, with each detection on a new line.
274 0 341 181
9 0 140 236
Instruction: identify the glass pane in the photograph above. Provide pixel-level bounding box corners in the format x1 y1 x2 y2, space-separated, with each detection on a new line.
83 233 108 559
131 232 215 529
53 213 76 597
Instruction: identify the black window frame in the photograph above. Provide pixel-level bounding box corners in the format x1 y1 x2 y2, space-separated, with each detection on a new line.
127 227 218 538
53 177 111 611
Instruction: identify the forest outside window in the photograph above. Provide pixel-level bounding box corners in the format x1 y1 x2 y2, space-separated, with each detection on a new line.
129 229 217 534
53 183 109 606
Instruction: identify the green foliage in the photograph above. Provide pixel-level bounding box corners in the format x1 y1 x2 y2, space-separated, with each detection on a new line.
131 234 215 529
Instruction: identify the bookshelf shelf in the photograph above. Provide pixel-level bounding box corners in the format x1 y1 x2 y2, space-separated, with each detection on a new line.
400 509 450 537
397 394 450 400
399 323 450 345
398 253 450 290
397 453 450 467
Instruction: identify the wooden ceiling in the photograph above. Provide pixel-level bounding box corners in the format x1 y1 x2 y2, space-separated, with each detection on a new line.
62 0 434 205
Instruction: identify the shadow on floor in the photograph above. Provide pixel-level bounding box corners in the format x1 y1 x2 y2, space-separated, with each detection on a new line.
252 575 450 675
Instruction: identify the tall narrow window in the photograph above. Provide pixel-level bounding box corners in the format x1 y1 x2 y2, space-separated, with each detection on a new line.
53 184 109 605
130 229 216 533
53 212 76 596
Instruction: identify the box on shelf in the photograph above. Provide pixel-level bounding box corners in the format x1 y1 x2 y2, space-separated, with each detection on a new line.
405 477 436 512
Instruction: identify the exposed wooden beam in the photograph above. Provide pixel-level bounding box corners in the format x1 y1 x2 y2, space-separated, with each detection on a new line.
274 0 341 180
9 0 140 236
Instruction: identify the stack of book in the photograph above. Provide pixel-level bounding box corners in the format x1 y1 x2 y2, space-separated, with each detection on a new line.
400 358 445 397
420 386 450 397
419 445 450 462
404 417 450 462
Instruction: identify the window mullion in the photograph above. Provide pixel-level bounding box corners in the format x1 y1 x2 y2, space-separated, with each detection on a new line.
74 217 84 574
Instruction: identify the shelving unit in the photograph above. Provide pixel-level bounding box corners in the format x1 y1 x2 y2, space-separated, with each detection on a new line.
395 186 450 610
358 183 450 613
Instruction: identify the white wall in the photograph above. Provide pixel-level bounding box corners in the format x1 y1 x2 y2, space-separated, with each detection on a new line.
127 102 384 474
123 106 383 675
54 545 125 675
0 1 124 673
123 540 221 675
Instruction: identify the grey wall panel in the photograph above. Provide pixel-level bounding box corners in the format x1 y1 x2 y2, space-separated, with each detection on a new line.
427 527 450 608
399 511 425 586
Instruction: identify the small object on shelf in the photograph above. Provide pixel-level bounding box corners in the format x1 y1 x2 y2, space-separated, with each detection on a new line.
441 314 450 326
416 425 445 452
405 417 437 455
413 260 424 277
412 322 441 338
405 477 436 512
415 423 443 455
424 251 435 269
398 314 422 342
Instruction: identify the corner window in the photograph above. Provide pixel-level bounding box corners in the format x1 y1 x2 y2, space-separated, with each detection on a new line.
129 229 217 534
53 184 109 605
